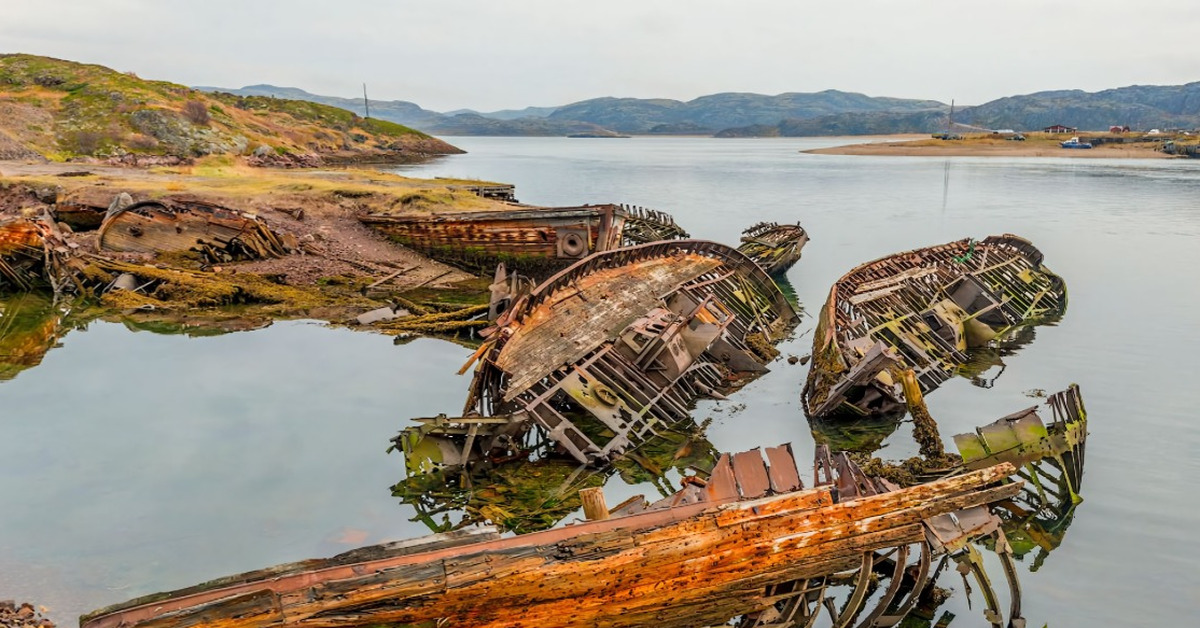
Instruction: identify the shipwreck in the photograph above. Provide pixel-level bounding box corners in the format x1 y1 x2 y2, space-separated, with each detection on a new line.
736 221 810 276
98 197 295 263
359 203 688 275
394 239 798 471
81 444 1026 628
803 234 1066 420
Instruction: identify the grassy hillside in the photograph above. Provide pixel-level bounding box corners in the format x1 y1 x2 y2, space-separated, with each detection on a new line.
0 54 462 163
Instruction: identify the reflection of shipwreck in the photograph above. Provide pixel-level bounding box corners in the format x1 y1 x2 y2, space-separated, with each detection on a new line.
803 235 1067 419
82 445 1026 628
737 221 810 276
360 203 688 275
396 240 798 471
954 384 1087 570
0 293 64 381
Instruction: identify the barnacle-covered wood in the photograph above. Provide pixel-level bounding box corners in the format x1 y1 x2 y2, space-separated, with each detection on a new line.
803 234 1067 420
80 448 1020 628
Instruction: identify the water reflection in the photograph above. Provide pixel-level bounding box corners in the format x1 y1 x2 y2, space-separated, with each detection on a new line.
0 292 276 382
393 419 719 534
0 293 64 381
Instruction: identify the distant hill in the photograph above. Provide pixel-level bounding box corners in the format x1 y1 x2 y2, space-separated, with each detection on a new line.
549 91 949 134
0 55 461 163
196 81 1200 139
196 84 448 130
717 110 955 137
957 83 1200 131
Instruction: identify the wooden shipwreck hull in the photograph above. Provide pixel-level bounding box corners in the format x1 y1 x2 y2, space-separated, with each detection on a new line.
81 446 1025 628
954 384 1087 566
396 240 798 471
803 234 1067 420
98 198 293 263
359 204 688 275
737 221 810 276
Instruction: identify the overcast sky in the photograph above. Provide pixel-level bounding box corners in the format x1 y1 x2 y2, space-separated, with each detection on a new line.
4 0 1199 112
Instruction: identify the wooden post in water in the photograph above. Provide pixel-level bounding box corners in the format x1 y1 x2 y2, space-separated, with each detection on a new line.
579 487 609 521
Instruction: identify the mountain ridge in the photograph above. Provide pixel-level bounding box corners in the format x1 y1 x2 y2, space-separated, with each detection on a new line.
200 81 1200 138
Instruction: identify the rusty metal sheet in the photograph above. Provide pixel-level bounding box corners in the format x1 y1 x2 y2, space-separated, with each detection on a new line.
731 449 770 499
705 454 739 502
764 443 802 493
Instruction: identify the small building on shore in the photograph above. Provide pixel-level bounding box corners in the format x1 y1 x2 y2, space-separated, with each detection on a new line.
1109 125 1130 134
1044 124 1077 134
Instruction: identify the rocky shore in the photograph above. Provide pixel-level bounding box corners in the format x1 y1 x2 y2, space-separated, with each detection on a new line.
0 601 54 628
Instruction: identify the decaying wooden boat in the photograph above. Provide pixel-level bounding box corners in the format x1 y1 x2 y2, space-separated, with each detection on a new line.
98 198 294 263
0 216 51 291
359 203 688 275
81 445 1026 628
737 221 810 276
803 234 1067 420
954 384 1087 568
395 240 798 471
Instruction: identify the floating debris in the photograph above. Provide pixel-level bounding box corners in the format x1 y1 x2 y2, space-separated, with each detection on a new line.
803 234 1066 420
360 203 688 275
98 197 294 263
736 221 810 276
394 240 798 471
81 445 1024 628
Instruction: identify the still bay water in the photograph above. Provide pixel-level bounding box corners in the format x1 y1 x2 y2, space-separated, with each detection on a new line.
3 137 1199 626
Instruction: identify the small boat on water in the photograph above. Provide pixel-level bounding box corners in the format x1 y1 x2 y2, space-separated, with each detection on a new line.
803 234 1067 420
359 203 688 275
737 221 810 276
81 444 1025 628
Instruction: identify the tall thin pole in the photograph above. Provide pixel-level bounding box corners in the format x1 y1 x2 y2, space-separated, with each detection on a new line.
363 83 370 119
948 99 954 133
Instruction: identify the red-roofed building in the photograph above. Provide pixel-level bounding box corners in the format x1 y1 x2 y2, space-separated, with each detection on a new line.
1043 124 1077 134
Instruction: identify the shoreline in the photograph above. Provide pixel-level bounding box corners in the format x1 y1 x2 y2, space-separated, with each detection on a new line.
805 136 1182 159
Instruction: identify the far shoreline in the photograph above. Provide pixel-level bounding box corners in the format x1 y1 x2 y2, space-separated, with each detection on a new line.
804 135 1182 159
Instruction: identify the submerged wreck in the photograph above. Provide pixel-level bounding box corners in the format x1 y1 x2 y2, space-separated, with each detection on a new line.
737 221 810 276
99 198 294 263
954 384 1088 569
803 235 1066 420
395 240 798 471
359 203 688 275
81 445 1026 628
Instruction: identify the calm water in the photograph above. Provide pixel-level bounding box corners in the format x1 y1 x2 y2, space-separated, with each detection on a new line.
4 137 1200 626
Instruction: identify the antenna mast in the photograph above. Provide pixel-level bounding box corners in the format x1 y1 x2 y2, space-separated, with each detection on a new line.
948 98 954 133
363 83 370 119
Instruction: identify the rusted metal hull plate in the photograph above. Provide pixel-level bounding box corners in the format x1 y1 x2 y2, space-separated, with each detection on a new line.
360 204 686 274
